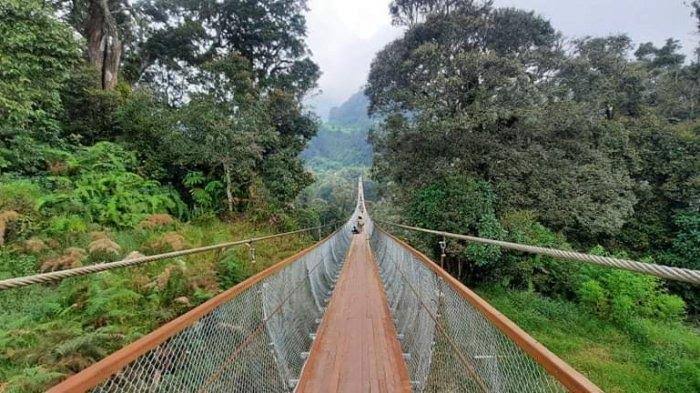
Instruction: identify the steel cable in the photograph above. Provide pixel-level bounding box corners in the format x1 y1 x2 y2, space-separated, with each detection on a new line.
0 223 336 291
378 221 700 285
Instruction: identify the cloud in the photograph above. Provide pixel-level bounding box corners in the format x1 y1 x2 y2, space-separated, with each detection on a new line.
305 0 402 118
496 0 698 57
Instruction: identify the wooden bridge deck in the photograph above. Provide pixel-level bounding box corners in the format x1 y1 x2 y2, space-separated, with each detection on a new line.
296 232 411 393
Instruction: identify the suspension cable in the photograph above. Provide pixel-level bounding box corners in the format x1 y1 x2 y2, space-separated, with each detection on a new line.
0 222 337 291
378 221 700 285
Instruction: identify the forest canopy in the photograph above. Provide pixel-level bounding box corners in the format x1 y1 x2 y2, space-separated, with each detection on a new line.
368 0 699 314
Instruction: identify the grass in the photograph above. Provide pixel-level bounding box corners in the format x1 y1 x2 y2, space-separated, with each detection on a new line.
477 286 700 393
0 215 317 392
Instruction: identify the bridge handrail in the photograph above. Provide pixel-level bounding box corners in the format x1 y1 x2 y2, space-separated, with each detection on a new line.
376 226 602 392
379 221 700 285
47 222 349 392
0 222 337 291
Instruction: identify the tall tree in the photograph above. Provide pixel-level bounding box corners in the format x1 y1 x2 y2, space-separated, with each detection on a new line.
366 6 639 241
85 0 123 89
126 0 319 101
389 0 492 26
52 0 132 89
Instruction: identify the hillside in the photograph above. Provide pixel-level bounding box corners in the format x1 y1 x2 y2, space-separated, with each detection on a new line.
302 91 373 172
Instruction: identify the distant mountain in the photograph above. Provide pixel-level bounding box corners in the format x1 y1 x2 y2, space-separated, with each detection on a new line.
328 91 371 129
302 91 373 172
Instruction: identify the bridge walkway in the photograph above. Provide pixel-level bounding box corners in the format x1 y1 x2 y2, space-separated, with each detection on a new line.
296 230 411 393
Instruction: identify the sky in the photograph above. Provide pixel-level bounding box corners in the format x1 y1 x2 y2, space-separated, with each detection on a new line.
305 0 699 119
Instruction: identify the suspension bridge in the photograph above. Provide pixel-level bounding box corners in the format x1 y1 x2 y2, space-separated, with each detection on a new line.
3 179 698 392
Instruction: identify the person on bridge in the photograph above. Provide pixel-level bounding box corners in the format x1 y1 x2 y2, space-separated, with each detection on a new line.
357 215 364 233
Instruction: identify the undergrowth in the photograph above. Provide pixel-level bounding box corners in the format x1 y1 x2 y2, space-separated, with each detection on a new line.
478 286 700 393
0 216 314 392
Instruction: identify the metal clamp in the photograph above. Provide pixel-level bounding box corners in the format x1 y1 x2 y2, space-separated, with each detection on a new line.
439 236 447 269
246 242 256 264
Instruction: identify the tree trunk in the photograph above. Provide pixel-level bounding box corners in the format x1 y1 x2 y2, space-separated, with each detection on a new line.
86 0 121 90
224 164 234 213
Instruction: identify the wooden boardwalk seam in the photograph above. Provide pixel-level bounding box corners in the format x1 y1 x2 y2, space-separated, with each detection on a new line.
296 232 411 393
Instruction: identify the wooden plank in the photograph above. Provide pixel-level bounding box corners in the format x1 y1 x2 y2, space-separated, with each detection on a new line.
297 233 411 393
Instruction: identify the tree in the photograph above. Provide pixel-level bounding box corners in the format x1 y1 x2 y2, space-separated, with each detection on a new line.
0 0 81 174
85 0 124 89
176 90 274 213
124 0 319 101
0 0 80 134
635 39 685 70
635 39 698 121
367 6 638 240
52 0 133 90
389 0 492 26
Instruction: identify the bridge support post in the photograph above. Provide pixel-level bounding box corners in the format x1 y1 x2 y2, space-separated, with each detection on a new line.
246 242 256 264
439 236 447 269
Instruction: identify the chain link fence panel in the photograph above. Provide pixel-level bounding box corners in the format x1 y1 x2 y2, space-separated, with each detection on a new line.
90 224 352 393
370 228 567 393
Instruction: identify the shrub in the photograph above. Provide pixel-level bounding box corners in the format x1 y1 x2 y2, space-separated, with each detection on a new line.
498 210 581 295
0 180 41 214
577 247 686 324
578 279 608 315
45 215 89 236
38 143 187 228
408 175 505 282
217 252 248 289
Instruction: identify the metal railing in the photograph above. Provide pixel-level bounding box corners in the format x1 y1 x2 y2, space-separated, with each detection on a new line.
48 221 352 392
45 177 604 392
369 224 602 393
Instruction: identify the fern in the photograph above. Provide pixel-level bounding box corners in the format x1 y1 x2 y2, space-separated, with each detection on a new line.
183 171 206 187
184 171 224 213
34 143 186 228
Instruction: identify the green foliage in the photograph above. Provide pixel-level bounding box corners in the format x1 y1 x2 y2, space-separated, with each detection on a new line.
498 211 580 296
60 65 129 144
659 211 700 316
183 171 225 213
0 0 80 137
576 247 686 324
0 179 41 214
83 274 143 324
0 251 37 279
36 143 186 228
407 175 504 281
366 1 700 337
110 89 180 182
481 286 700 393
367 1 698 247
45 215 89 236
0 215 315 392
216 252 248 289
0 0 324 390
0 0 82 176
3 366 65 393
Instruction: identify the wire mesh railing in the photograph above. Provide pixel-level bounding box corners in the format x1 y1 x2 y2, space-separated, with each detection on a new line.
48 221 352 392
369 225 601 393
